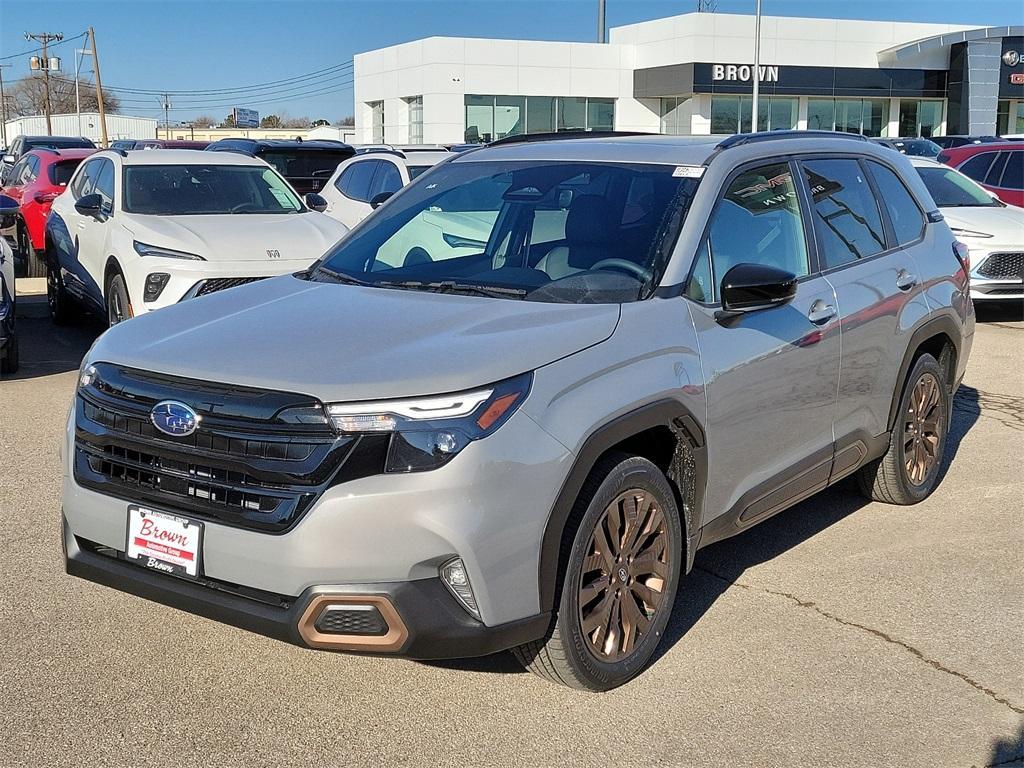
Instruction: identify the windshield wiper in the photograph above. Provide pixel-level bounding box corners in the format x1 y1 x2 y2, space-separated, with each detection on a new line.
377 280 528 299
312 267 375 286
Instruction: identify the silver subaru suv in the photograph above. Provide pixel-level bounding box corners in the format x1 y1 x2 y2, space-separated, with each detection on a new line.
63 131 974 691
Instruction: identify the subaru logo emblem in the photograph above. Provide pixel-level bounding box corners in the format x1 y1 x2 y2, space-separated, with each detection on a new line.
150 401 200 437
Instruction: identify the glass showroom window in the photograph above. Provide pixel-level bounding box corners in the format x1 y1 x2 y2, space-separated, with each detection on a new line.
465 96 615 142
709 95 797 133
996 100 1024 135
898 99 944 137
369 101 384 143
807 98 889 136
406 96 423 144
660 97 693 134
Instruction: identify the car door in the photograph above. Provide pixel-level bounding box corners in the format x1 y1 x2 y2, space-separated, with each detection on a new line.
75 158 117 298
325 158 379 227
797 156 932 473
51 157 106 307
685 160 841 526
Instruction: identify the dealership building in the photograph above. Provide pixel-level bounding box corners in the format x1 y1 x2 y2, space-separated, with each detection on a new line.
352 13 1024 145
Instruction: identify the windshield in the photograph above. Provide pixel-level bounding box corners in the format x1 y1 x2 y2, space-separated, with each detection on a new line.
123 164 304 215
408 165 432 180
916 166 999 207
313 160 698 304
896 140 940 158
50 159 85 186
259 149 353 178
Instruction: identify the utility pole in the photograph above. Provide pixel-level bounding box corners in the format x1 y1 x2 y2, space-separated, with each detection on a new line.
0 64 11 149
88 27 108 147
751 0 762 133
160 93 172 137
25 32 64 135
597 0 606 43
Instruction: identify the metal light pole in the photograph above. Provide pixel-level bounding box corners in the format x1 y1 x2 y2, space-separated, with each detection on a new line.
74 47 92 137
751 0 762 133
597 0 606 43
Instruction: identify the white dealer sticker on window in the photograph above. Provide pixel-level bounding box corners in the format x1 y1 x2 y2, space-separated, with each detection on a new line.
673 166 705 178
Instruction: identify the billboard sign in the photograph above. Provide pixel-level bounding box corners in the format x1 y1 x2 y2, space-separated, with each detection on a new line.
233 108 259 128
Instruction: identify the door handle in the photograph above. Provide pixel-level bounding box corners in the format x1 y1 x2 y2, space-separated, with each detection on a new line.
896 270 918 292
807 300 836 325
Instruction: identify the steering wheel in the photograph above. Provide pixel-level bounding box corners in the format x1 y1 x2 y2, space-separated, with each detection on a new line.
590 258 653 282
230 202 261 213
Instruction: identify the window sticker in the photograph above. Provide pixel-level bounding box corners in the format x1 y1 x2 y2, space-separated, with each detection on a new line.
673 165 705 178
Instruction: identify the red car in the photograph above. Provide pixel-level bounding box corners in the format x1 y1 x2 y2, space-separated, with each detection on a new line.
936 142 1024 207
0 147 95 276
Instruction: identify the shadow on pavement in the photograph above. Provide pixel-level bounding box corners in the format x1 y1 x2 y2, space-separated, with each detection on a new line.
2 301 103 381
987 723 1024 767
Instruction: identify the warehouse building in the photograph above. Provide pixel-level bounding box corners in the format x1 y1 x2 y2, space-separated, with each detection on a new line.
352 13 1024 144
3 113 158 145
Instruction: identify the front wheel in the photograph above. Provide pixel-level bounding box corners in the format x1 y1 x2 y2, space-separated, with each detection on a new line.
513 454 683 691
22 229 46 279
106 273 133 327
47 260 78 325
1 330 18 375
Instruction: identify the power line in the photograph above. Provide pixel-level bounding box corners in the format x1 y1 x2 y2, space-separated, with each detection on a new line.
90 61 353 96
0 31 87 62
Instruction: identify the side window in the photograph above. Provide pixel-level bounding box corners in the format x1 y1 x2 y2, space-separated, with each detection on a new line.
7 159 27 185
995 152 1022 190
25 156 40 182
801 158 886 270
984 152 1009 186
957 152 995 183
337 160 378 202
687 162 809 302
72 159 101 199
865 161 925 246
93 159 115 209
369 161 403 199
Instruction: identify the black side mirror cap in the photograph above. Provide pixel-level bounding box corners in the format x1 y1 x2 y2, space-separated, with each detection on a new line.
74 193 105 218
716 262 798 322
304 192 328 213
0 193 19 229
370 191 394 209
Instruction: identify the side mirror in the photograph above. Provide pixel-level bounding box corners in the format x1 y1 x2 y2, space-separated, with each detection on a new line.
370 191 394 209
304 192 328 212
0 194 19 229
74 193 105 219
717 263 797 320
1 154 15 165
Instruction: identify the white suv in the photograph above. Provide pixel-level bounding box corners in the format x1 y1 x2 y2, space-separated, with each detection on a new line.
44 149 348 325
321 149 450 228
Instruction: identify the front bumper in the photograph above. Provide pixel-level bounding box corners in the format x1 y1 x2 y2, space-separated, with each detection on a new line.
968 248 1024 300
64 517 550 659
122 256 315 312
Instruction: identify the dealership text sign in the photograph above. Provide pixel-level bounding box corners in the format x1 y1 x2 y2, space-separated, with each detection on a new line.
712 64 780 83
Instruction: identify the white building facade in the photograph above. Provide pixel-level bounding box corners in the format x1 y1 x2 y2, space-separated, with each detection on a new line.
3 113 158 144
353 13 1024 144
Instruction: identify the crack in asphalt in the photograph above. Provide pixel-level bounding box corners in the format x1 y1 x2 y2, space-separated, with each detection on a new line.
695 566 1024 716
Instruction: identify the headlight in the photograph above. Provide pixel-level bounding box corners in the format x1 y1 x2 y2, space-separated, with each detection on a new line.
78 363 97 389
133 241 206 260
948 228 993 239
326 373 531 472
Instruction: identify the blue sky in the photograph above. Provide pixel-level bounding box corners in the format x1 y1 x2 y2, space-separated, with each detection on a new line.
1 0 1019 123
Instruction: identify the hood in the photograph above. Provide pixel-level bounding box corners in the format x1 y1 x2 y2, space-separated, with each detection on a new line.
941 205 1024 244
123 212 348 262
88 275 621 402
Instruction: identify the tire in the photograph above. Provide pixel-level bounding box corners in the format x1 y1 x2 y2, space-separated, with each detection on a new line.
105 272 133 327
22 228 46 279
857 353 949 505
513 453 683 691
1 330 18 375
47 259 78 326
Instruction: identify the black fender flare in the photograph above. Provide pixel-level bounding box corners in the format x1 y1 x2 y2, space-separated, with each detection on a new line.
536 399 707 614
886 313 963 431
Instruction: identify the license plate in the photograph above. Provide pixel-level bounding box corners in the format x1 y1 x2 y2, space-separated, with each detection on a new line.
126 506 203 579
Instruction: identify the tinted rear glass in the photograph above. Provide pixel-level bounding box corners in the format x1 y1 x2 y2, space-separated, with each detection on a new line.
258 149 353 178
50 159 86 186
25 137 96 150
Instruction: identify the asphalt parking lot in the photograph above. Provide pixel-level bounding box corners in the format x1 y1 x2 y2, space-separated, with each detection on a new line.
1 289 1021 768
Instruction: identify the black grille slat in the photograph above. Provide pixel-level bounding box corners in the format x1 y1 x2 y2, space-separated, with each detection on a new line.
195 277 269 297
977 252 1024 280
72 363 385 534
314 606 389 636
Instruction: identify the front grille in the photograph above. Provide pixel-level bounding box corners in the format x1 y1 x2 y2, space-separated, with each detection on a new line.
74 363 387 533
985 287 1024 295
977 252 1024 280
194 276 269 298
314 606 389 636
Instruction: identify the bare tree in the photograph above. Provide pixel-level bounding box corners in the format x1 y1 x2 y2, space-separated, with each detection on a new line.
260 114 283 128
9 75 120 116
282 116 311 129
191 115 217 128
335 116 354 127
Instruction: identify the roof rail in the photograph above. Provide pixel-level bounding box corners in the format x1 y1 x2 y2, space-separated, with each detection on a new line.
716 130 870 150
109 147 128 157
487 130 657 147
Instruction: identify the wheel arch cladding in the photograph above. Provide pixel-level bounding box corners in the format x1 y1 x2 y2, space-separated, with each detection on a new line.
103 255 122 294
536 400 706 614
887 314 961 432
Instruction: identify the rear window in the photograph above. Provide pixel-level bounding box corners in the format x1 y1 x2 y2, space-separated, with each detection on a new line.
25 137 96 151
258 149 353 179
49 159 86 187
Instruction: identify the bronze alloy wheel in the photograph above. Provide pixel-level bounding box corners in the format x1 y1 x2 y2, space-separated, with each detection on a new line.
577 489 671 662
903 371 945 486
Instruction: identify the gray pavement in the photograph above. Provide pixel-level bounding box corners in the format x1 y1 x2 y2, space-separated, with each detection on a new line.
1 296 1021 768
